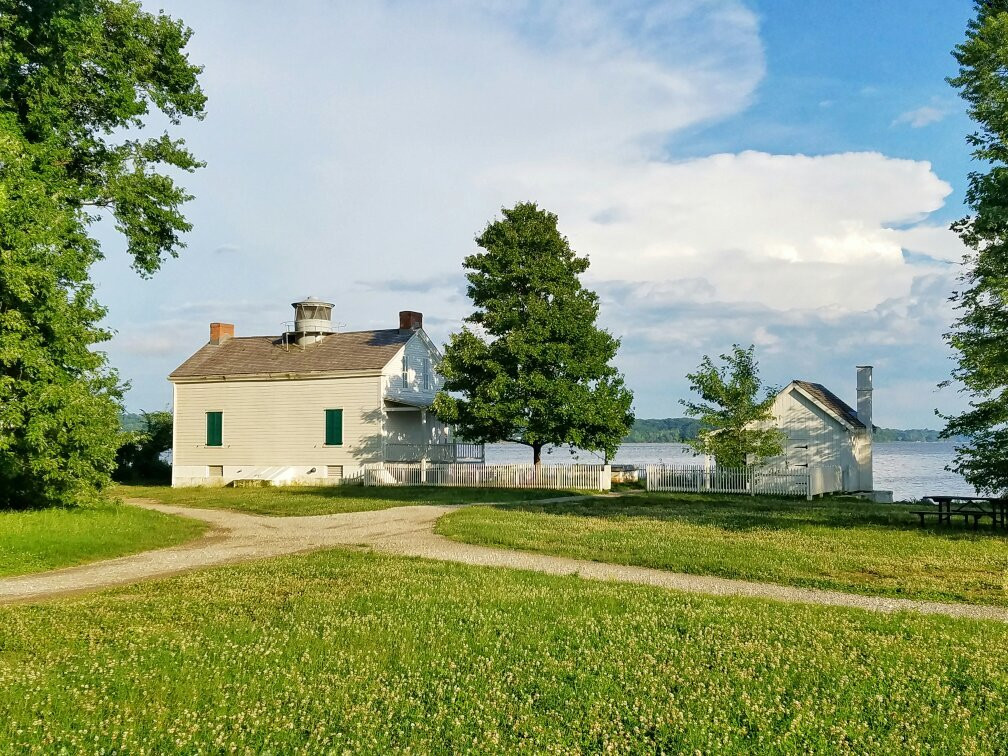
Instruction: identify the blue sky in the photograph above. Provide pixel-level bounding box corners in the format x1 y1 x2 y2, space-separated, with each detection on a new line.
97 0 980 428
685 0 973 207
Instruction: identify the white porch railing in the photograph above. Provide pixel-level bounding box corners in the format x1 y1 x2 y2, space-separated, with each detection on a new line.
383 442 485 463
644 464 843 500
363 462 610 491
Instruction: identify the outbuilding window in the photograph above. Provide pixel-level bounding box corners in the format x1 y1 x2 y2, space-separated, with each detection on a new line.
206 411 222 447
325 408 343 446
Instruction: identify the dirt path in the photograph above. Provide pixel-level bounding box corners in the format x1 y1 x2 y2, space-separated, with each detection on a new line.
2 499 1007 623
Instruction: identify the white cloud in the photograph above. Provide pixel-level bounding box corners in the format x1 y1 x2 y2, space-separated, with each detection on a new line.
95 0 965 425
531 151 953 309
893 105 948 128
894 224 966 263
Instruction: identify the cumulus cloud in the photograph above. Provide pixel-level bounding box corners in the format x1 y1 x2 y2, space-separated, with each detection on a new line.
94 0 965 424
500 150 956 311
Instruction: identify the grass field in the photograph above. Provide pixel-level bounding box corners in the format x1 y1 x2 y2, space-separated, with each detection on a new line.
436 493 1008 606
1 549 1006 752
117 484 578 516
0 503 207 577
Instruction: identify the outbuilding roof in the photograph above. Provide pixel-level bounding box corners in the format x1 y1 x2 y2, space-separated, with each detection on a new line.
169 329 414 380
792 380 866 430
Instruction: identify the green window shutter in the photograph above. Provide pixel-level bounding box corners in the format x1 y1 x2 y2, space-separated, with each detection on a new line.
206 412 222 447
325 409 343 446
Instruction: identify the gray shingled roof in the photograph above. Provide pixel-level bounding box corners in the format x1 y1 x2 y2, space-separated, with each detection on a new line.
793 380 865 429
169 329 413 379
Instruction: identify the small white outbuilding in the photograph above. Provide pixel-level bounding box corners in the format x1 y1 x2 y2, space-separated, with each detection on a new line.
758 366 875 494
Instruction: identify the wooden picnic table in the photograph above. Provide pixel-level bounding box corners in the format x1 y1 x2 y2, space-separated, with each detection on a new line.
917 495 1008 529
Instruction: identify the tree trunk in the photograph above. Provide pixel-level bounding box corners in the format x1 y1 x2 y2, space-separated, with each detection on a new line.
533 443 542 467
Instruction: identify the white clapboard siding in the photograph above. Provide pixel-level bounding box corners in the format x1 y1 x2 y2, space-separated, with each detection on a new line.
645 464 843 500
173 375 384 469
363 463 610 491
808 465 845 497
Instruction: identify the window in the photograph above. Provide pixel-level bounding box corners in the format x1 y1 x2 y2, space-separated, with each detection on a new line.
423 358 431 391
206 411 222 447
402 354 409 389
325 408 343 446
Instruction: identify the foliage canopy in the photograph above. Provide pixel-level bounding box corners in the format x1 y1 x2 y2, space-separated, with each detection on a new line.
680 344 784 468
0 0 205 508
433 202 634 464
941 1 1008 492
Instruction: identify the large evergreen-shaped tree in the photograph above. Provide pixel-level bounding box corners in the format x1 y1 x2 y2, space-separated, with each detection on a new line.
0 1 205 508
433 202 634 465
941 1 1008 492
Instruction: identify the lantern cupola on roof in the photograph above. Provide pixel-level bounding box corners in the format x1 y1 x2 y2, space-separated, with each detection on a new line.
290 296 335 347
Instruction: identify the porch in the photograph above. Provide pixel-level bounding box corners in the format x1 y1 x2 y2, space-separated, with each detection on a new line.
382 395 483 463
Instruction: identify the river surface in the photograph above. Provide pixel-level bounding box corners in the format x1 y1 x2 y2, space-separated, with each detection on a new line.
484 441 975 502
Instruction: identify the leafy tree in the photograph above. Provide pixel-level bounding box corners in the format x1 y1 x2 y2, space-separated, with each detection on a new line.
114 410 172 484
433 202 634 465
941 1 1008 493
680 345 784 468
0 1 205 508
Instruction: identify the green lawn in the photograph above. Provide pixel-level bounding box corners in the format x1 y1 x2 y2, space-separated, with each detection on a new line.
0 503 207 578
436 493 1008 606
117 484 581 516
1 550 1006 752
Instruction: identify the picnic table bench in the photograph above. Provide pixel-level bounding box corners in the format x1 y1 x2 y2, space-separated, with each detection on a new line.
915 496 1008 530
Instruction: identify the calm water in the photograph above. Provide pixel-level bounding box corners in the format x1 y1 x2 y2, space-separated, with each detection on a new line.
485 441 975 502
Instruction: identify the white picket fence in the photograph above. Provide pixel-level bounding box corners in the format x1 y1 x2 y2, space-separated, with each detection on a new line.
644 464 843 500
362 462 611 491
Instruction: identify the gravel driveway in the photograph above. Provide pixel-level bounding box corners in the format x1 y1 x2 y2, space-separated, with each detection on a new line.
2 498 1006 623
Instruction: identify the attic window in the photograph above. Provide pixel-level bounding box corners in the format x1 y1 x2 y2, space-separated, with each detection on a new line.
423 358 431 391
402 354 409 389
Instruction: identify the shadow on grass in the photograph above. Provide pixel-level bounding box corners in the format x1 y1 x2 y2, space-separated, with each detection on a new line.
115 483 586 507
476 492 1008 541
243 486 587 505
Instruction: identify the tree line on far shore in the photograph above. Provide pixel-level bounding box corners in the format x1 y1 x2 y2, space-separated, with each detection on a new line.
623 419 949 444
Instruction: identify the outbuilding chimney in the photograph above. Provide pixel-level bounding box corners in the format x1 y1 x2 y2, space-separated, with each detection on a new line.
399 310 423 332
856 365 872 435
210 322 234 345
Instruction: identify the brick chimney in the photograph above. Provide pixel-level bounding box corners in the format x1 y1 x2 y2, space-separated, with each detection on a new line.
399 311 423 332
210 322 234 345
